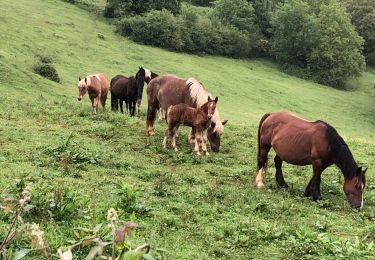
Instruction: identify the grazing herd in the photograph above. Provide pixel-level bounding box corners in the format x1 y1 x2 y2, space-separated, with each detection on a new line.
77 67 367 209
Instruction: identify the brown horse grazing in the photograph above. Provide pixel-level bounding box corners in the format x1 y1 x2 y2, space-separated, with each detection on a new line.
256 112 367 208
77 74 109 115
147 74 227 152
163 97 218 155
135 67 158 113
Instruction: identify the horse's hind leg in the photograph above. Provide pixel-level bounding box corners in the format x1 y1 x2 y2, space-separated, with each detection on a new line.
100 93 107 110
274 155 288 188
162 127 170 148
146 102 159 136
256 144 271 188
92 97 99 115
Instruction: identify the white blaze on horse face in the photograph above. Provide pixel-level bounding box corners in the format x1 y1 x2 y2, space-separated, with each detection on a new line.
145 69 151 80
256 168 266 188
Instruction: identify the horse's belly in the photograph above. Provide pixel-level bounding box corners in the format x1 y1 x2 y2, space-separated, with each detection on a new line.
272 140 312 166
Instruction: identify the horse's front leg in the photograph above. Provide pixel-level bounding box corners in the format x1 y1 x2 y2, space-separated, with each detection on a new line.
202 130 209 156
194 130 203 156
171 125 179 152
305 160 325 201
188 128 196 144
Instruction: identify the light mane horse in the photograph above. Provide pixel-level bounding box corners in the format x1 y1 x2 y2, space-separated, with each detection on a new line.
77 73 109 115
146 74 227 152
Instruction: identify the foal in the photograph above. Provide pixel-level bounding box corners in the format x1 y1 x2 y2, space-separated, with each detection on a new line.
163 96 218 155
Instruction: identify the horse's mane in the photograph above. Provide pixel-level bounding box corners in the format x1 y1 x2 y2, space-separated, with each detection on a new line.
186 78 224 134
319 120 358 179
79 74 101 88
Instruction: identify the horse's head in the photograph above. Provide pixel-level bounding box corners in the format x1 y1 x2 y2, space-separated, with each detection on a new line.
207 96 218 119
207 119 228 152
136 67 145 79
135 69 145 104
77 77 87 101
343 166 367 209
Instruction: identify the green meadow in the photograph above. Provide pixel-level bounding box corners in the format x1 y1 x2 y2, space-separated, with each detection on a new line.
0 0 375 258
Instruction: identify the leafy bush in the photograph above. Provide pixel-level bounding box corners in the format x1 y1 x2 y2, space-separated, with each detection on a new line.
117 184 139 216
29 182 80 221
118 7 259 58
104 0 181 17
33 53 60 83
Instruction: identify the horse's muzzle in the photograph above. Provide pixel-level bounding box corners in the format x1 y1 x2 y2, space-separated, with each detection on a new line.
78 97 82 101
208 115 213 119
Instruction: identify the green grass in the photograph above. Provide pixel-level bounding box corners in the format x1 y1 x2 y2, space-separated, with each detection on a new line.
0 0 375 259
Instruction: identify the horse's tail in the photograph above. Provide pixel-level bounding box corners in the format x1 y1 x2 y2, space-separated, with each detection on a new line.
146 78 161 135
257 113 271 170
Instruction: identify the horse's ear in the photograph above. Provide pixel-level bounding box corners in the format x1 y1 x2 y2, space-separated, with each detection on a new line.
208 96 212 102
363 167 368 174
356 167 363 176
222 120 228 125
79 77 81 81
84 77 87 84
215 96 218 103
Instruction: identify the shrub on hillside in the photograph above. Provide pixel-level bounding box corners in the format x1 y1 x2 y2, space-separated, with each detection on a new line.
118 7 258 58
118 10 182 50
104 0 181 17
33 54 60 83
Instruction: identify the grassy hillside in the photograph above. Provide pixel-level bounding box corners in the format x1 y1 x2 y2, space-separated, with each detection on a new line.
0 0 375 259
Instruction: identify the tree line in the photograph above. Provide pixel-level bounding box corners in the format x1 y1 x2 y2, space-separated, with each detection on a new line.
101 0 374 87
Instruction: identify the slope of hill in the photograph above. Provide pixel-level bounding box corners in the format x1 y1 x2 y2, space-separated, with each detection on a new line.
0 0 374 258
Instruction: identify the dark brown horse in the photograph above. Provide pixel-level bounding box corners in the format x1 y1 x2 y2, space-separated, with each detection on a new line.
110 74 143 116
135 67 158 113
163 97 218 155
147 74 227 152
256 112 367 208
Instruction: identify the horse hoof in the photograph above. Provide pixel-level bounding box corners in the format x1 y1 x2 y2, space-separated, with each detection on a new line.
174 148 178 152
278 183 289 188
205 152 209 156
256 182 265 188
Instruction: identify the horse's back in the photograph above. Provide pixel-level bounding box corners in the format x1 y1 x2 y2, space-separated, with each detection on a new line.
260 112 329 165
110 75 128 98
148 74 188 109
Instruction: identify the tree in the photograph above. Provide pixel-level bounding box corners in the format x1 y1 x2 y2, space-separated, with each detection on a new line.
248 0 284 37
308 0 365 87
270 0 317 66
345 0 375 65
212 0 260 35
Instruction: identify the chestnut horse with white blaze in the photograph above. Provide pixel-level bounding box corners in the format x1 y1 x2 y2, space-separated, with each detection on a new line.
256 112 367 208
77 74 109 115
163 96 218 155
147 74 227 152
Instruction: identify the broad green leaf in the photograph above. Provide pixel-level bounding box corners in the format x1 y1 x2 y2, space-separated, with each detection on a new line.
13 249 32 260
